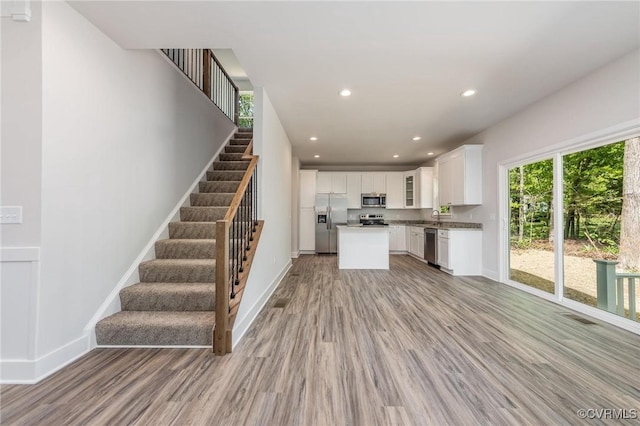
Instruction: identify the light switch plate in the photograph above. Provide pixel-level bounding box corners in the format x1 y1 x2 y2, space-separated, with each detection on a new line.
0 206 23 224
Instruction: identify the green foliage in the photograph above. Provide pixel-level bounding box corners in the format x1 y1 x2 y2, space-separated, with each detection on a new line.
238 93 254 129
509 141 625 250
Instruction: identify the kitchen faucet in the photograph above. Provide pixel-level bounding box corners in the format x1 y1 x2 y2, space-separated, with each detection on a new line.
431 210 441 223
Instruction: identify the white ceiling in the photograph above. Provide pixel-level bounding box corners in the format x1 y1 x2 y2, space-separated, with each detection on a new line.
70 1 640 166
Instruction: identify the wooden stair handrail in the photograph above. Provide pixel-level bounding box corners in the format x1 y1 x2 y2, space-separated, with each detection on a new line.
214 137 260 354
223 146 258 223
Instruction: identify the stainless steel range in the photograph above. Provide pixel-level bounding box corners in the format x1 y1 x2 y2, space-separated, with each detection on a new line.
360 214 387 226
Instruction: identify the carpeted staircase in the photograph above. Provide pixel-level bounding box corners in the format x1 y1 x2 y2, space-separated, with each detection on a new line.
95 129 253 346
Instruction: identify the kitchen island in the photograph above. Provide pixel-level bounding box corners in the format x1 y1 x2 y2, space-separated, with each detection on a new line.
336 225 389 269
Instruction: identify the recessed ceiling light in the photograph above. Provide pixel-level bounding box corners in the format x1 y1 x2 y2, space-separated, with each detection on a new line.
393 154 399 158
314 154 320 158
412 136 421 141
309 137 318 141
339 89 352 97
427 152 434 156
462 89 476 97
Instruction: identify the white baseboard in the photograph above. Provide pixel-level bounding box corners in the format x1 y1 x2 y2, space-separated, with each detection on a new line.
83 130 235 341
0 334 90 384
232 260 292 348
482 268 499 281
291 250 300 258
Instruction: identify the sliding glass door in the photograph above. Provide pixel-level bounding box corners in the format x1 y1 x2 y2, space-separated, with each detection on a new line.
505 136 640 324
508 159 555 294
562 140 639 321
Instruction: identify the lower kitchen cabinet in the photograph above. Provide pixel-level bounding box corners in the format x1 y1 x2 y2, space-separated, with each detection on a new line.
388 225 406 252
437 229 482 275
408 226 424 258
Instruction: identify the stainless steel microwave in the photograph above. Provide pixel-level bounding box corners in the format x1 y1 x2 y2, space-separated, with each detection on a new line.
361 193 386 208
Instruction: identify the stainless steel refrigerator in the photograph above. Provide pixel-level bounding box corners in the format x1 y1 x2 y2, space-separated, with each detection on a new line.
315 194 348 254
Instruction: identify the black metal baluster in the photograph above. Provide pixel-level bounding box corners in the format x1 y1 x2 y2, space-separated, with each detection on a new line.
249 176 254 242
244 186 250 259
254 166 258 230
234 212 240 288
230 214 236 299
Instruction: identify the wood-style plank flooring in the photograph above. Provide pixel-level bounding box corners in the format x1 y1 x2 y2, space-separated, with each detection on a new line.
2 255 639 425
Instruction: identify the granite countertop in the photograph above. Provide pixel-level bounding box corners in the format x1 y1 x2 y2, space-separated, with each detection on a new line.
385 220 482 230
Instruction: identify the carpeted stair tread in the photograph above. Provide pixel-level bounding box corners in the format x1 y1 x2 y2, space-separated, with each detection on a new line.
206 170 245 181
213 161 250 171
168 222 216 239
155 239 216 259
95 311 214 346
97 128 255 347
180 206 228 222
219 153 245 161
120 282 214 311
139 259 215 283
190 193 235 207
225 145 246 154
199 181 240 193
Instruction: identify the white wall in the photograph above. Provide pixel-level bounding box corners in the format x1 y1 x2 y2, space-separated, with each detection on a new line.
465 49 640 279
233 88 292 345
291 156 300 257
1 2 42 247
1 1 236 382
1 2 44 380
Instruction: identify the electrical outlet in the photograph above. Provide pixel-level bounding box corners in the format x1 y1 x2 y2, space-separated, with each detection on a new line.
0 206 23 224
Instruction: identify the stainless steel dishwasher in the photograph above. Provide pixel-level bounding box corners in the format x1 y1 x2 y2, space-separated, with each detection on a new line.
424 228 438 265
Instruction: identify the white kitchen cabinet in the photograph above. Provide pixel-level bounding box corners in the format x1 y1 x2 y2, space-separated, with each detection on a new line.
437 145 483 206
385 172 404 209
409 226 424 258
416 167 434 209
405 226 412 251
404 171 417 208
316 172 347 194
396 225 406 251
299 170 317 208
388 225 407 252
438 157 453 206
346 172 362 208
299 208 316 251
437 230 450 269
437 229 482 275
389 226 398 251
361 172 386 194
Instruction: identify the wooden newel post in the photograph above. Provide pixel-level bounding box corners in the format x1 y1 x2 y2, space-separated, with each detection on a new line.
214 220 230 354
594 259 618 313
203 49 212 99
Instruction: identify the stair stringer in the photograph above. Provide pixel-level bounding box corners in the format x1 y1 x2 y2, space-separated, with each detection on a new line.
84 129 236 348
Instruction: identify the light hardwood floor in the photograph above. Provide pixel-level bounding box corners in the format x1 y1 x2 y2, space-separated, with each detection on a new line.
2 255 639 425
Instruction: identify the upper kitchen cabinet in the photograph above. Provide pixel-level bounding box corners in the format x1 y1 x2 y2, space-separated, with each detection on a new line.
416 167 434 209
361 172 386 194
346 172 362 208
404 170 416 208
299 170 317 208
316 172 347 194
437 145 483 206
385 172 404 209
